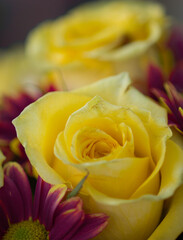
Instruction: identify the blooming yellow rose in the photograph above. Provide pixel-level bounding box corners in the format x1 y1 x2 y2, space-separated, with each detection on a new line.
26 1 167 90
0 47 63 97
13 73 183 239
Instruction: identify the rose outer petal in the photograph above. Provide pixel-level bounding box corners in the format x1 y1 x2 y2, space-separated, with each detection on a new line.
148 185 183 240
13 92 91 185
73 73 167 126
84 184 163 240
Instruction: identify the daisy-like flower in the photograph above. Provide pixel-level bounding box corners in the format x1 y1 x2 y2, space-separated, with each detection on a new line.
0 162 108 240
147 27 183 134
148 64 183 133
0 83 58 174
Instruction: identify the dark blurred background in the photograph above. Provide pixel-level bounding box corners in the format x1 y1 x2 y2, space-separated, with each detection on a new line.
0 0 182 48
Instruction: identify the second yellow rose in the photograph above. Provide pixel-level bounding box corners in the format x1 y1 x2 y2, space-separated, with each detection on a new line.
26 1 168 90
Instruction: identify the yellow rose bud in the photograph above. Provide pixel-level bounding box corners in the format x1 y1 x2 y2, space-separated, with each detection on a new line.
13 73 183 239
26 1 168 90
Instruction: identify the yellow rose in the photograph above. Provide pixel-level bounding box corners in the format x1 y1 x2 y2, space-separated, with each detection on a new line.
0 47 63 97
13 73 183 239
26 1 167 90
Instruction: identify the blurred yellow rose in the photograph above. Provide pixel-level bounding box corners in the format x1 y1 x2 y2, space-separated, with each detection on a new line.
26 1 168 90
0 47 63 97
13 73 183 240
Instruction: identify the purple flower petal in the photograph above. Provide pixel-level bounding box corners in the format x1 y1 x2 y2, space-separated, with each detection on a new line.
168 112 179 127
54 197 82 218
62 215 85 240
33 177 52 221
167 28 183 62
169 85 183 107
169 63 183 92
4 162 32 220
0 175 24 223
0 85 59 173
45 84 58 92
0 121 16 142
148 65 165 99
153 83 183 132
0 199 9 236
53 197 85 240
49 201 84 240
71 214 108 240
42 184 67 230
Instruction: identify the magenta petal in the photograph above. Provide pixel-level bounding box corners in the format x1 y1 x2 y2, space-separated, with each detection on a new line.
49 201 84 240
62 216 85 240
169 63 183 92
2 93 36 120
152 88 171 107
33 177 42 220
0 121 15 141
33 177 52 221
72 214 108 240
4 162 32 220
0 200 9 236
167 28 183 62
148 65 165 99
45 84 58 92
168 112 179 126
167 83 183 108
0 176 24 223
53 198 85 240
54 197 82 219
42 184 67 230
15 93 37 110
155 83 183 132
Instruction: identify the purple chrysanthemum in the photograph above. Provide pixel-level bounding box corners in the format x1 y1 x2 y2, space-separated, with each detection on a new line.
0 162 108 240
0 84 58 174
148 64 183 133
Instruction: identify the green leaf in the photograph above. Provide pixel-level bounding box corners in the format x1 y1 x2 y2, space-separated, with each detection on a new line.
67 171 89 199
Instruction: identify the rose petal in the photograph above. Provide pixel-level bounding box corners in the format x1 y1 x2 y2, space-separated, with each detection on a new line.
13 92 91 184
73 73 131 106
158 140 183 199
73 73 167 126
148 185 183 240
84 182 163 239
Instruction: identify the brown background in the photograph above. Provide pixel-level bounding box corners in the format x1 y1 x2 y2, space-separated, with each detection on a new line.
0 0 182 48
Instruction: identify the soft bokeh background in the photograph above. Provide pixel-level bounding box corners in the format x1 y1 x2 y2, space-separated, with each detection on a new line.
0 0 182 48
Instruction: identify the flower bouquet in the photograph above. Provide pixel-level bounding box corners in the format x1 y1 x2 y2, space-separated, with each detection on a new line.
0 1 183 240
